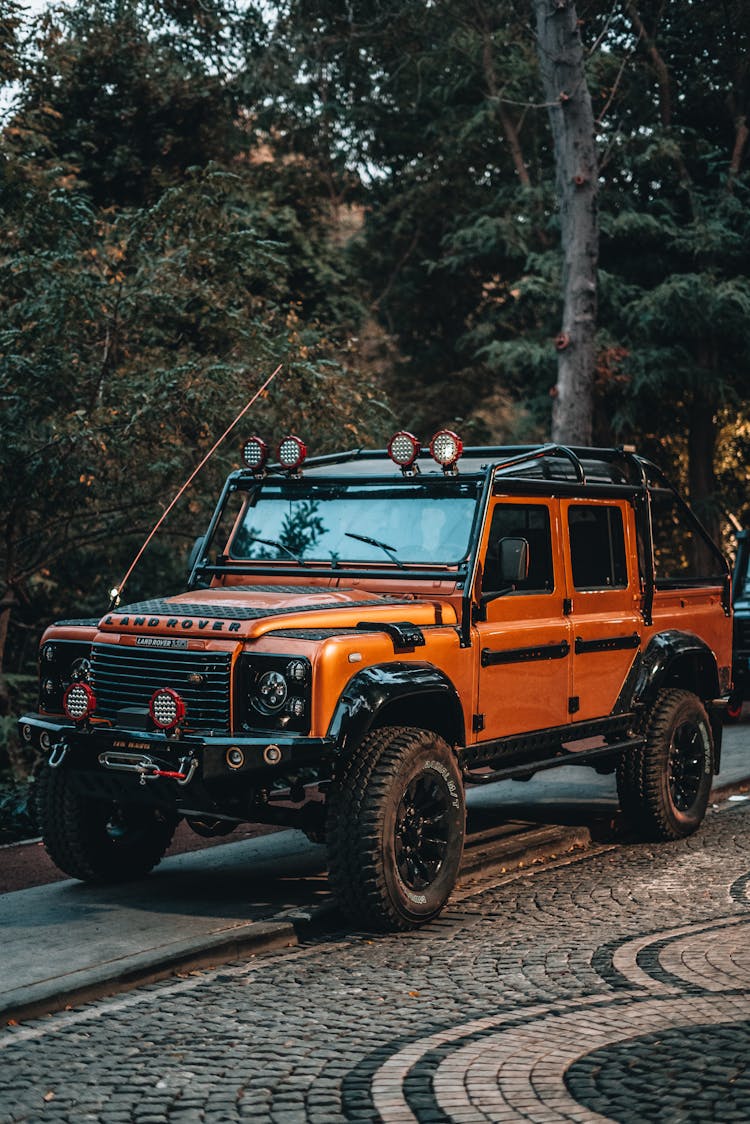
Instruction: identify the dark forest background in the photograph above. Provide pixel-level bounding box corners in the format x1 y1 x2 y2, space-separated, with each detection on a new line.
1 0 749 771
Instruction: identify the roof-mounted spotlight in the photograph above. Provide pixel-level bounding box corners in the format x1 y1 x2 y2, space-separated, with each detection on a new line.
277 435 307 474
430 429 463 473
388 431 421 474
242 436 269 473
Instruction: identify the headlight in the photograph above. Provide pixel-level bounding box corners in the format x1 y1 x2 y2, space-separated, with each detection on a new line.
244 656 311 733
256 671 288 714
38 641 93 713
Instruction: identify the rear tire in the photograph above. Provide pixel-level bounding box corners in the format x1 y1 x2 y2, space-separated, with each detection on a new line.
326 727 465 931
36 765 178 882
617 688 713 841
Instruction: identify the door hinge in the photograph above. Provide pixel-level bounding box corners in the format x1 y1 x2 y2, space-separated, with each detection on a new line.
472 713 485 732
568 696 580 714
563 597 573 615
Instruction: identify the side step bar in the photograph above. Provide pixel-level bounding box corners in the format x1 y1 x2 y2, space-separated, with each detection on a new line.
461 738 644 786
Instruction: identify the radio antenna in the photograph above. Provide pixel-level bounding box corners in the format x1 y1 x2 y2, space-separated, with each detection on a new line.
109 363 282 611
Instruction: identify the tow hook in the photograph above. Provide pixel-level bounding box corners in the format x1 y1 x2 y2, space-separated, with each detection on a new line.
98 751 199 786
48 742 69 769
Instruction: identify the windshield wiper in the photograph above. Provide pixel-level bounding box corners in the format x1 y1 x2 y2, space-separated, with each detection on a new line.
245 536 307 566
345 531 404 568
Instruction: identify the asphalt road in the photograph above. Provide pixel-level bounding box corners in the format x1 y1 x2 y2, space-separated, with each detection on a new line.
2 770 750 1121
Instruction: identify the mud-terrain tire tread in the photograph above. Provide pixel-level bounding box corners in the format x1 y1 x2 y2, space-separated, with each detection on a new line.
36 765 177 882
616 688 712 842
326 726 464 932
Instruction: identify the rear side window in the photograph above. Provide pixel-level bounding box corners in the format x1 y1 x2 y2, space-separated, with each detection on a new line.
568 505 628 590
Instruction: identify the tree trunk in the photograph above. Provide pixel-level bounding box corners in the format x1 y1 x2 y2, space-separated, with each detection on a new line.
532 0 598 445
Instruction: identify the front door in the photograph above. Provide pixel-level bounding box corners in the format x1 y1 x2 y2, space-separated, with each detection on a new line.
476 498 571 739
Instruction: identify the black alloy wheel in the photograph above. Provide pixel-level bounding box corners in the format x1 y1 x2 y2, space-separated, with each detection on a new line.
668 719 706 811
394 773 452 892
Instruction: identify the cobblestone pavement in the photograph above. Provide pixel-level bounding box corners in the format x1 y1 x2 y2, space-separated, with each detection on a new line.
3 799 750 1123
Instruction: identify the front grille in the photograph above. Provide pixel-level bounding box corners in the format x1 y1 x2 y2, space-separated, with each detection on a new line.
92 644 231 732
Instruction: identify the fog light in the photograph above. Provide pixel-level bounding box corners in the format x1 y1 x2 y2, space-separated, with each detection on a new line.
149 687 186 731
287 698 305 719
63 682 96 722
226 747 245 770
21 724 32 743
263 744 282 765
40 731 51 751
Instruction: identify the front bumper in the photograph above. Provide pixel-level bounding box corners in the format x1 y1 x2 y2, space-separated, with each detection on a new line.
18 714 335 784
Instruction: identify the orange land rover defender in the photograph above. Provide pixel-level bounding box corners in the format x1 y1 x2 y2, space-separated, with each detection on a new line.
20 434 733 930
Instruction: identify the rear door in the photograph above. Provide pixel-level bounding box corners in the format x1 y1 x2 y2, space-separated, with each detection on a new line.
562 499 642 724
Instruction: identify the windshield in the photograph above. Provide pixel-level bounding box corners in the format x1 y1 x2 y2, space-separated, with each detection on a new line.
228 479 480 566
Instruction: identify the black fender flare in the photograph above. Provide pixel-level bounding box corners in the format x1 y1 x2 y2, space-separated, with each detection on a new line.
631 630 721 709
629 630 723 769
327 662 465 754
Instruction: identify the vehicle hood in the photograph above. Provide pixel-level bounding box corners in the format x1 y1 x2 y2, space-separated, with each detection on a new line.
97 585 456 640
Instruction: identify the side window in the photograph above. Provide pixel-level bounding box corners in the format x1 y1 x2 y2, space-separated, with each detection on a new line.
568 505 628 590
485 504 554 594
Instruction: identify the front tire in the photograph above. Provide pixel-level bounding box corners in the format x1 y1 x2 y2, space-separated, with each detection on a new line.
35 765 178 882
617 688 713 841
326 727 465 931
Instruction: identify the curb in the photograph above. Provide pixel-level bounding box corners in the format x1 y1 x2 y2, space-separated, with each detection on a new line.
4 773 749 1025
1 918 305 1025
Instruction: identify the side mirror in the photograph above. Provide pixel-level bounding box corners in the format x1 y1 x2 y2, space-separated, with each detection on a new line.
498 536 529 584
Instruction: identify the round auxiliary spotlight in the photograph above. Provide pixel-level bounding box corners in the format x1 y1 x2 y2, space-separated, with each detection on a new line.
242 435 269 472
388 430 421 469
430 429 464 470
63 682 97 723
149 687 186 731
277 435 307 472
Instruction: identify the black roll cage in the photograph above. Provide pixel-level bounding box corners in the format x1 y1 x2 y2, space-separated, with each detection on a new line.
187 443 731 638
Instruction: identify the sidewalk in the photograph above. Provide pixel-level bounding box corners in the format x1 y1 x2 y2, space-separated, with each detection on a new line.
3 723 748 1024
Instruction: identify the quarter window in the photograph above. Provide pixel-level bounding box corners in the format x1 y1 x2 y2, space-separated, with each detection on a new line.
568 505 628 590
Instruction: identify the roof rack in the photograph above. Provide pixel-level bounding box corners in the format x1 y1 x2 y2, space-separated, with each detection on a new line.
236 442 654 492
